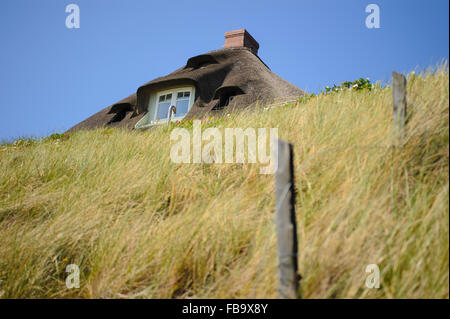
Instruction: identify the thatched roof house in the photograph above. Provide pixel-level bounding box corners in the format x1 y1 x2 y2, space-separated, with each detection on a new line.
69 29 305 131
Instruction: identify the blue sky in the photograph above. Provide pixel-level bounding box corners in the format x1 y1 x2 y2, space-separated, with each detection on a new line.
0 0 448 141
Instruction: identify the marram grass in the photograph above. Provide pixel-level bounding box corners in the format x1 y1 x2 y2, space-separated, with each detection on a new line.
0 66 448 298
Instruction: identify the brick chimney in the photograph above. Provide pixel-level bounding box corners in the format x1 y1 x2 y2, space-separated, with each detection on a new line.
223 29 259 55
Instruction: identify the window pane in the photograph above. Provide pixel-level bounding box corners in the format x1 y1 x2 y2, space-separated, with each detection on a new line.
159 95 165 102
184 92 190 97
225 96 234 106
176 99 189 117
156 102 171 120
177 92 183 98
166 94 172 101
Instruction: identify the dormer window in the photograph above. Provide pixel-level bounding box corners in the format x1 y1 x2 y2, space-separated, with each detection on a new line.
185 54 218 70
107 103 133 124
212 86 244 110
135 86 195 129
223 96 234 107
155 88 193 121
215 95 234 110
150 87 196 124
196 61 212 69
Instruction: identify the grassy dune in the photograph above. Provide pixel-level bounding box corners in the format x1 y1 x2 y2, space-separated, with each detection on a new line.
0 66 448 298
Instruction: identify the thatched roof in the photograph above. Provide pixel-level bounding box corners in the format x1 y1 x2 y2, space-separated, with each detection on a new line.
69 33 305 132
69 94 142 132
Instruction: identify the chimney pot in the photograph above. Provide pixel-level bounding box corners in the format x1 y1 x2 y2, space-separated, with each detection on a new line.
223 29 259 55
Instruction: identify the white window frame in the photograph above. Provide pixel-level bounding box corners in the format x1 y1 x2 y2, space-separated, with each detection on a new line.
152 86 195 124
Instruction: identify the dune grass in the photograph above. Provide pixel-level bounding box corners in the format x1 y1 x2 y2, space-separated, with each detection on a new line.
0 66 448 298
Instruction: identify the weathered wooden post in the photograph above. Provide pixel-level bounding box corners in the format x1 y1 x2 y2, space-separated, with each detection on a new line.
392 72 407 144
275 139 300 299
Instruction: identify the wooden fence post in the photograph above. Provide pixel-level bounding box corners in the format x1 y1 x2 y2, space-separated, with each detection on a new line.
392 71 407 144
275 139 300 299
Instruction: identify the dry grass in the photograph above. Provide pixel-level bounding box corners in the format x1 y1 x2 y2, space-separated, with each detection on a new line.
0 66 448 298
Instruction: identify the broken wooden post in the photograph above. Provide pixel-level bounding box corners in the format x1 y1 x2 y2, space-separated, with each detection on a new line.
392 72 407 144
275 139 300 299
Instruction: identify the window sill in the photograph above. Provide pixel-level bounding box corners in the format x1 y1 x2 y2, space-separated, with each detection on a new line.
135 117 186 129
